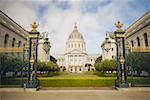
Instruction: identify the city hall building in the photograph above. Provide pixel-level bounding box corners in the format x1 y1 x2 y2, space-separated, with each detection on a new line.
54 24 99 73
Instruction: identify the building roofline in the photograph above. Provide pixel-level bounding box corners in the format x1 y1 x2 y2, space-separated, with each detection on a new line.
0 10 28 33
126 11 150 31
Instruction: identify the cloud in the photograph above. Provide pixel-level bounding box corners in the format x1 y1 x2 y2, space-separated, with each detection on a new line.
0 0 150 54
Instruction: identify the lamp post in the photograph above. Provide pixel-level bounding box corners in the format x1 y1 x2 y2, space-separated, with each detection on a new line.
43 33 51 54
25 22 51 89
26 22 40 89
114 21 128 88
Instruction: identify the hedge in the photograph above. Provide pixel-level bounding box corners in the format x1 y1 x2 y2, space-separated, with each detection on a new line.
39 77 116 87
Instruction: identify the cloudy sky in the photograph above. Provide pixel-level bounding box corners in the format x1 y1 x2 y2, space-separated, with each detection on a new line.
0 0 150 54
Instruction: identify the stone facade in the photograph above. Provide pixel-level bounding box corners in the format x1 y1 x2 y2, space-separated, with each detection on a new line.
125 11 150 50
54 24 100 73
0 11 28 53
101 34 116 60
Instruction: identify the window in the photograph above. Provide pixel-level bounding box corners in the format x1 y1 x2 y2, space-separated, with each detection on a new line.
18 41 21 47
112 56 114 58
131 40 134 47
136 37 140 47
23 43 26 47
12 38 16 47
71 44 73 48
4 34 9 47
79 44 80 48
112 48 113 51
79 68 81 71
143 33 148 47
71 68 72 71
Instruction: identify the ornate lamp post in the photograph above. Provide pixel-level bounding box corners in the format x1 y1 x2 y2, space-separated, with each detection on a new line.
26 22 40 88
43 33 51 54
42 32 51 63
114 21 128 88
25 22 51 89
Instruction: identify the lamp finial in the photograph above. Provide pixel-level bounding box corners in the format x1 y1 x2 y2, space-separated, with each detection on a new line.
30 21 39 32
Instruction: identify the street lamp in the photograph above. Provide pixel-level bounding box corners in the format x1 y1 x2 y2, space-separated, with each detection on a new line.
43 36 51 54
24 22 51 89
114 21 128 88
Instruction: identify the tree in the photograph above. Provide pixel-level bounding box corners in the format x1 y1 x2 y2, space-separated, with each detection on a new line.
126 52 150 76
94 59 117 73
94 56 102 71
95 56 102 63
0 53 22 77
46 61 59 72
37 61 46 73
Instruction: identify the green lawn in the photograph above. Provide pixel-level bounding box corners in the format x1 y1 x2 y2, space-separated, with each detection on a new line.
38 77 116 87
1 73 150 87
38 73 116 87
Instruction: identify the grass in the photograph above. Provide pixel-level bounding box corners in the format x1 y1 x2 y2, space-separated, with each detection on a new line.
38 73 116 87
38 77 116 87
1 73 150 87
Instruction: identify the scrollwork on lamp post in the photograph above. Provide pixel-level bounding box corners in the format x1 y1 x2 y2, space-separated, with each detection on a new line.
25 22 51 89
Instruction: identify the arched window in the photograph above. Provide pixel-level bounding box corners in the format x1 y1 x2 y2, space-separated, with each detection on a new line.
79 44 80 48
12 38 16 47
131 40 134 47
4 34 9 47
143 33 148 47
71 44 73 48
136 37 140 47
18 41 21 47
23 43 26 47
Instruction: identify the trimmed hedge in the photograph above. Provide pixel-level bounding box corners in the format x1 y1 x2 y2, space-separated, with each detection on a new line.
39 77 116 87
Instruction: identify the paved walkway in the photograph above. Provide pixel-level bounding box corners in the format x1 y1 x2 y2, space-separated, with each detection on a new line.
1 87 150 100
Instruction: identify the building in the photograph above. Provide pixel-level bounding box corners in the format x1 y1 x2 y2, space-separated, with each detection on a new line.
54 24 99 73
0 10 29 54
125 11 150 51
101 33 116 60
38 33 50 62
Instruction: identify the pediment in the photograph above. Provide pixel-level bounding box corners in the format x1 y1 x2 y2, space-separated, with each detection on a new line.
65 49 87 55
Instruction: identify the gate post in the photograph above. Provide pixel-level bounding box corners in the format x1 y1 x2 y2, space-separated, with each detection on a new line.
26 22 39 89
114 21 128 88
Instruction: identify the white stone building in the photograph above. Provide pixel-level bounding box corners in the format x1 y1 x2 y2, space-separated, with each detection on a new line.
101 34 116 60
125 11 150 50
125 11 150 76
54 24 99 73
0 10 28 52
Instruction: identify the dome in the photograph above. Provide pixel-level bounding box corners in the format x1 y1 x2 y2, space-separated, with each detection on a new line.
66 23 86 52
68 23 84 40
101 33 116 47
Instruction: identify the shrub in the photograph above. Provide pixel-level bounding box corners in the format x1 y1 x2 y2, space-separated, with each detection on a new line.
39 77 116 87
94 59 117 73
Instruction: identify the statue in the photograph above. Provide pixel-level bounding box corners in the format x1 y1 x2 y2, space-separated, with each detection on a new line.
115 21 123 30
30 22 39 32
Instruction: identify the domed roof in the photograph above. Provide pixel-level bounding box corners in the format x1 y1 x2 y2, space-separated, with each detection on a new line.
68 23 84 40
101 33 115 47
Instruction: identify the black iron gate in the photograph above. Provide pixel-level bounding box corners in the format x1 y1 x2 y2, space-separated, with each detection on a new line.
126 51 150 87
0 47 27 87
